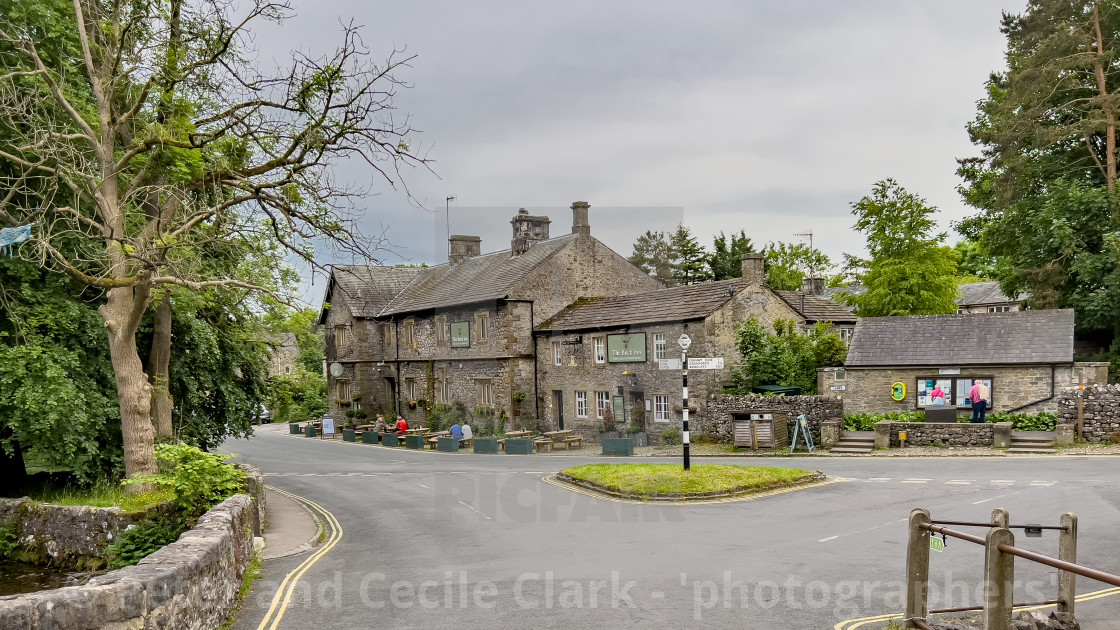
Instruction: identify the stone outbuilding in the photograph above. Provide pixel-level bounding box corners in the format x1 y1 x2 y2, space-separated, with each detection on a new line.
317 203 661 427
821 309 1107 416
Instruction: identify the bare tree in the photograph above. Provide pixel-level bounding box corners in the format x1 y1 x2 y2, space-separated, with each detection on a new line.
0 0 427 480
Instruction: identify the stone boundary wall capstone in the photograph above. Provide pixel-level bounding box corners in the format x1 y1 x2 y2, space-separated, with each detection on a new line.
877 421 997 448
0 498 160 570
702 394 844 444
1057 384 1120 442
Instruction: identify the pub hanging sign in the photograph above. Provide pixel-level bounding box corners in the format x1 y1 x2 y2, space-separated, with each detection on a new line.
450 321 471 348
606 333 647 363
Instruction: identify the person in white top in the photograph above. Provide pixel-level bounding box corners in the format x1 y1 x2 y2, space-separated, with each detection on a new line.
461 422 473 442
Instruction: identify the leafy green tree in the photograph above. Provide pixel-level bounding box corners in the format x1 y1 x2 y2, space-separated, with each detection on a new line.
708 230 755 280
0 0 425 480
670 225 712 285
628 230 675 286
763 242 833 291
953 240 997 281
959 0 1120 340
729 318 846 394
845 180 960 316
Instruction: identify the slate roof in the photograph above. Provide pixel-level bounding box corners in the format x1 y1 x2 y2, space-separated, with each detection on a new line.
844 309 1075 367
319 265 424 322
379 235 578 316
536 279 745 331
956 281 1024 307
774 290 858 324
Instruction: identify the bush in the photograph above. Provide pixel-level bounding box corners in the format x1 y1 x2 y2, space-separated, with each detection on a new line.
126 443 246 519
844 411 1058 432
105 513 191 569
0 526 18 559
661 427 682 445
988 412 1057 432
844 412 925 431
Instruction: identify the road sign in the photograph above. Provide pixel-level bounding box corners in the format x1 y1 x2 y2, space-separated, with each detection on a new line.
930 537 945 552
678 333 691 350
686 357 724 370
658 358 682 370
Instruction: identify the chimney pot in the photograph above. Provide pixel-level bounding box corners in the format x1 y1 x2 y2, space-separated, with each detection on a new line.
571 201 590 236
511 208 551 255
801 277 825 296
741 253 764 285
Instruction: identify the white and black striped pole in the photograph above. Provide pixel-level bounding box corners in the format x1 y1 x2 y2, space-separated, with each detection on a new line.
677 333 692 471
682 349 690 471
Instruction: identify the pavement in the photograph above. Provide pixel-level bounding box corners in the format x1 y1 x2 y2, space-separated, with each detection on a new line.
225 425 1120 629
260 488 320 560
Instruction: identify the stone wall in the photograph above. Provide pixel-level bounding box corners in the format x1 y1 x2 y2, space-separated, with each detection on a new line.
1057 383 1120 443
0 494 259 630
877 421 997 447
702 394 844 444
0 499 157 570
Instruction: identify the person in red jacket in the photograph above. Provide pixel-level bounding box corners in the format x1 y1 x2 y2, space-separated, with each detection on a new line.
395 416 408 435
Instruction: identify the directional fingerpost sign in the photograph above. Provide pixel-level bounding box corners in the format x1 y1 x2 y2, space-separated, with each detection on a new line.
678 333 691 350
687 357 724 370
658 358 682 371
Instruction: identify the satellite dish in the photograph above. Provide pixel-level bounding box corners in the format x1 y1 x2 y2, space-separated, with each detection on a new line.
329 362 344 377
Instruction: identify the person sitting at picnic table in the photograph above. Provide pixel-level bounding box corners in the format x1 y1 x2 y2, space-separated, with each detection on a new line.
461 421 472 442
373 416 387 433
395 416 408 435
450 421 463 440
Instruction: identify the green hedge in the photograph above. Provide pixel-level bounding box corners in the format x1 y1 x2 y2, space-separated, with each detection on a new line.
843 411 1058 432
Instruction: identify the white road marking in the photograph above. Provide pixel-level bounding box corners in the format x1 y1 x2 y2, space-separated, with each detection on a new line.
946 480 973 485
865 478 892 482
901 479 932 483
818 536 839 542
1030 481 1057 487
458 500 493 520
417 484 432 490
991 480 1016 484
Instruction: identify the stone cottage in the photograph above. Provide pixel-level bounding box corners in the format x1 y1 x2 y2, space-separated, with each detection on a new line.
821 309 1108 415
532 254 855 441
317 203 661 426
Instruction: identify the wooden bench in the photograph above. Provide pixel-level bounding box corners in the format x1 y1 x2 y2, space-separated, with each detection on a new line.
564 436 583 449
459 437 473 448
533 439 554 453
497 438 505 451
427 437 440 449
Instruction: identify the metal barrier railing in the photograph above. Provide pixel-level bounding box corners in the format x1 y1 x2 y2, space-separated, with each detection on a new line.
904 508 1120 629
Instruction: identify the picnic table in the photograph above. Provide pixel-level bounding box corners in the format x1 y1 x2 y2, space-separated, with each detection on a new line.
425 430 451 449
406 427 428 435
505 430 533 438
540 429 583 450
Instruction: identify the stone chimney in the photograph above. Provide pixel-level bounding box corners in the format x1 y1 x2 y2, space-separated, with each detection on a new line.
801 277 825 296
510 208 551 255
741 253 764 285
449 235 481 265
571 201 591 236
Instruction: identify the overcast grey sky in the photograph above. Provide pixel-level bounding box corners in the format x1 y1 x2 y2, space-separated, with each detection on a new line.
248 1 1025 305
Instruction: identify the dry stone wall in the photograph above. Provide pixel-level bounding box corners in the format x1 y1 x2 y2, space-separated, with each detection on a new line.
1057 383 1120 442
702 394 844 443
0 499 156 570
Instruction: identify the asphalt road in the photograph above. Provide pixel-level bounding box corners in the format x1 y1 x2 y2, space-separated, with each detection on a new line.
224 430 1120 629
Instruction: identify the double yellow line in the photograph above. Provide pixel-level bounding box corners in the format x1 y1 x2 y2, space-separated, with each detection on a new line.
834 587 1120 629
255 486 344 630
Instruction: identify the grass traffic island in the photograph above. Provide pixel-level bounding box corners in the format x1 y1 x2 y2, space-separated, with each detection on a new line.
557 463 824 502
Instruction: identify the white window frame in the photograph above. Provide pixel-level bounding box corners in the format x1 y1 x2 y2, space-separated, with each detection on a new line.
595 391 610 419
653 333 666 361
552 341 562 366
593 337 606 364
435 368 447 403
436 316 447 343
477 313 490 341
406 378 416 401
576 391 588 418
337 379 351 402
987 306 1010 313
833 369 846 381
839 328 854 342
477 379 494 406
654 395 670 422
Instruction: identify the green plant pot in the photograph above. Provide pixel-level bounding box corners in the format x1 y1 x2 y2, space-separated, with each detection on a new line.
289 423 301 435
362 431 380 444
473 438 500 454
381 433 399 447
505 438 533 455
405 435 425 449
342 429 356 442
437 437 460 452
602 438 634 456
304 425 317 438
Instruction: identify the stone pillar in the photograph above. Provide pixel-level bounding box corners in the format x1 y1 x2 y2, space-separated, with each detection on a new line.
990 508 1009 529
983 527 1015 630
874 420 892 449
1055 423 1075 447
1058 513 1077 615
992 422 1013 449
905 508 931 628
820 420 841 448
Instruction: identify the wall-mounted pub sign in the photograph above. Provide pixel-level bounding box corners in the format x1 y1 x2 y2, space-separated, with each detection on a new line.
607 333 646 363
450 321 471 348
